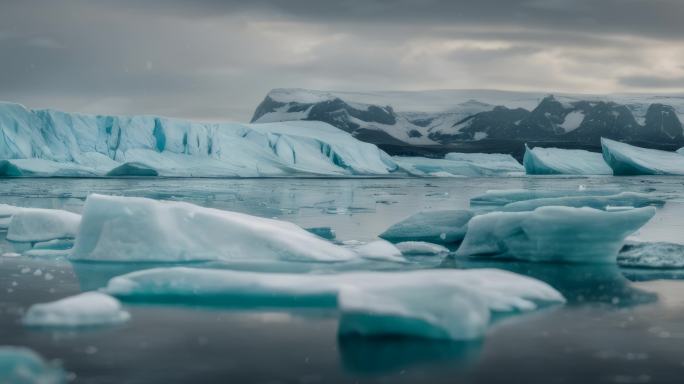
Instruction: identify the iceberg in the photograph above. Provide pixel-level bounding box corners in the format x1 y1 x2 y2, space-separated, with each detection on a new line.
106 267 564 340
22 292 130 327
0 102 398 177
618 242 684 269
601 137 684 175
0 346 66 384
443 152 524 173
523 145 612 175
349 240 405 262
6 208 81 243
395 241 450 256
379 210 474 244
0 203 25 230
456 206 656 263
469 187 622 207
393 156 523 177
500 192 664 212
70 194 357 263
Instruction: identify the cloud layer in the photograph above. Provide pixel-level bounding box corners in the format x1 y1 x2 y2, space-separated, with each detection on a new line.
2 0 683 121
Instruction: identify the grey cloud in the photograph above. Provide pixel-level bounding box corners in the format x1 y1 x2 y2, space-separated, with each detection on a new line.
620 76 684 89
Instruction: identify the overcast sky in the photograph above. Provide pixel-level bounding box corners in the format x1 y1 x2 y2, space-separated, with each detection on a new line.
2 0 684 121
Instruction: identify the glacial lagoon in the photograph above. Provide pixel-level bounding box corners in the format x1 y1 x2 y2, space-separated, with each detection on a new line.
2 176 684 383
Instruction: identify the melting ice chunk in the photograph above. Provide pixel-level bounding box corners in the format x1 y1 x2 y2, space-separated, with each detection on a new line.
22 292 130 327
349 240 405 262
469 187 622 207
0 346 66 384
7 208 81 243
380 210 474 244
395 241 450 256
500 192 664 212
105 267 564 340
601 137 684 175
618 241 684 269
523 145 612 175
70 194 356 263
456 206 656 263
106 162 159 177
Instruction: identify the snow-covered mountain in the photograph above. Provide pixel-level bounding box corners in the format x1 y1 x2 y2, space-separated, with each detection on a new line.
251 89 684 148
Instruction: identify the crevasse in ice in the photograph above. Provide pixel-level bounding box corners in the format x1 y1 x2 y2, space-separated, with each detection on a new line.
456 206 656 263
105 267 564 340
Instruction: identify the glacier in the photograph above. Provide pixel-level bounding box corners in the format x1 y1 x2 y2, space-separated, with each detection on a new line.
500 192 664 212
523 145 612 175
0 102 398 177
70 194 358 263
0 346 66 384
601 137 684 175
618 241 684 269
22 292 130 327
379 210 474 244
105 267 564 340
456 206 656 263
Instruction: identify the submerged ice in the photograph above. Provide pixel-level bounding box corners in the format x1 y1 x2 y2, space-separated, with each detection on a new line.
105 267 564 340
0 347 66 384
456 206 656 263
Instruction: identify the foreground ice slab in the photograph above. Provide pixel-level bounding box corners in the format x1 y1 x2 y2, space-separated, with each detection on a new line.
71 194 357 263
393 156 523 177
106 267 564 340
523 145 612 175
618 242 684 269
379 210 474 244
456 206 656 263
469 187 622 207
0 346 66 384
601 138 684 175
6 209 81 243
501 192 664 212
0 102 397 177
23 292 130 327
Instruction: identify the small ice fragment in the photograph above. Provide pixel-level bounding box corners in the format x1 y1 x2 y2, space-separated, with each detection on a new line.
22 292 130 327
395 241 449 256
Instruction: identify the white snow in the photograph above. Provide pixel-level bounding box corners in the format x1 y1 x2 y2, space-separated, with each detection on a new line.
22 292 130 327
6 208 81 243
380 210 474 244
395 241 450 256
456 206 656 263
105 267 564 340
0 346 65 384
523 145 612 175
602 138 684 175
559 111 585 132
71 194 357 263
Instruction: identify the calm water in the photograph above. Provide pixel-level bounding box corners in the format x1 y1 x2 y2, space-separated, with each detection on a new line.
2 176 684 383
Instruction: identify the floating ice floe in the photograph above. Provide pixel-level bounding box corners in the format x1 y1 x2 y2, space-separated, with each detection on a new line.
70 194 358 263
523 145 612 175
23 292 130 327
456 206 656 263
395 241 450 256
105 267 564 340
393 156 523 177
601 137 684 175
6 208 81 243
349 241 405 262
618 241 684 269
0 204 25 230
379 210 474 244
0 102 398 177
469 187 622 207
0 346 66 384
443 152 524 173
500 192 664 212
